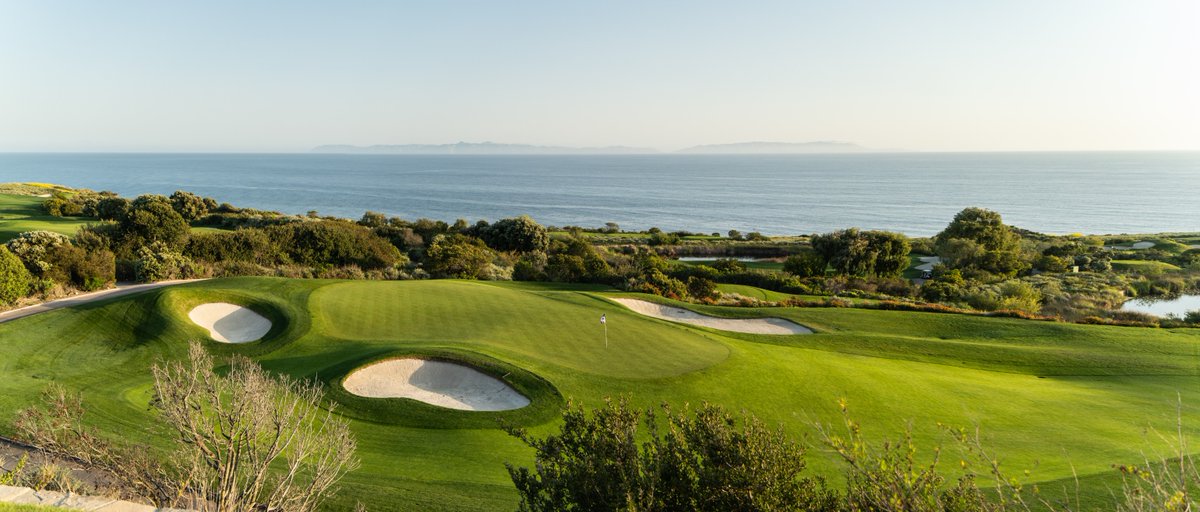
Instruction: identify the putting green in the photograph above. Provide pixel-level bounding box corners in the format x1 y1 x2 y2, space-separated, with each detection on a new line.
312 280 730 379
0 277 1197 512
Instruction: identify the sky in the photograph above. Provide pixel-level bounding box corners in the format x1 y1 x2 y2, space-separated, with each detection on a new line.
1 0 1197 153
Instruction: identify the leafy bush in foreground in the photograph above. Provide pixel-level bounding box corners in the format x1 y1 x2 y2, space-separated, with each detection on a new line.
505 398 837 512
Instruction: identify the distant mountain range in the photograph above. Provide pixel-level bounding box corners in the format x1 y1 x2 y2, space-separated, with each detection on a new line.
674 141 866 154
312 141 870 155
311 142 656 155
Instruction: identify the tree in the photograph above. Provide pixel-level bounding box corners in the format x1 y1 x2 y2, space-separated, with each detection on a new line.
505 398 835 512
811 229 910 278
120 195 190 250
686 276 718 300
0 246 31 305
94 196 130 220
934 208 1029 278
151 342 359 512
482 216 550 253
14 344 359 511
268 221 402 270
5 230 72 277
783 251 826 278
169 190 213 221
425 234 496 279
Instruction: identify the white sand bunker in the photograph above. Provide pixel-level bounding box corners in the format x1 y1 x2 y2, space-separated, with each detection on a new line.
1109 241 1156 250
188 303 272 343
914 256 941 272
611 298 812 335
343 359 530 411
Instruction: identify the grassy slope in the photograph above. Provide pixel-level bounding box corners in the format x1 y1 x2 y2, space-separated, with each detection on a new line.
0 194 93 242
0 504 58 512
1111 259 1182 272
0 278 1198 511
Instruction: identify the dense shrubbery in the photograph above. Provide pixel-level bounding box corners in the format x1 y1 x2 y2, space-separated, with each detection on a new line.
0 246 31 305
811 228 910 277
935 208 1030 279
506 398 837 512
12 188 1200 328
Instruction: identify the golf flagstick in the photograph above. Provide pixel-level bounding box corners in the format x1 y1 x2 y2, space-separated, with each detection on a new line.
600 313 607 348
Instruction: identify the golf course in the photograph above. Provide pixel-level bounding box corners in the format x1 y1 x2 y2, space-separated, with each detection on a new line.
1 277 1198 511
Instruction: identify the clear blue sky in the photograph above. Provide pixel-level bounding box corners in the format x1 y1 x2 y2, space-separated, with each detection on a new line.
1 0 1196 152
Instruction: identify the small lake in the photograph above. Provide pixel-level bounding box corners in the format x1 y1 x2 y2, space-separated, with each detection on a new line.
1120 295 1200 318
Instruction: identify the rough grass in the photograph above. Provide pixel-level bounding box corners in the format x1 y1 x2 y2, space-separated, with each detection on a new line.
0 277 1198 511
0 194 95 242
1111 259 1182 273
0 503 59 512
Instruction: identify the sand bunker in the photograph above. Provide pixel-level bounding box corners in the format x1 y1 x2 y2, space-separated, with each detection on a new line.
914 256 941 272
343 359 530 411
188 303 272 343
611 298 812 335
1109 241 1156 250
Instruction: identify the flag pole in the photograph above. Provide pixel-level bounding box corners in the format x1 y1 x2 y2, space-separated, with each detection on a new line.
601 313 608 348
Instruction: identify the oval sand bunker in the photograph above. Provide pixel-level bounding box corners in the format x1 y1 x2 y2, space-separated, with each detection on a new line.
344 359 530 411
611 298 812 335
188 303 272 343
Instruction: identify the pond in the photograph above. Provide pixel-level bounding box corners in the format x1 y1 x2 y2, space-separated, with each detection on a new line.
1120 295 1200 318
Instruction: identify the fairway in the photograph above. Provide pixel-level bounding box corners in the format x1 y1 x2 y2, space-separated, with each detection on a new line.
0 277 1198 511
0 193 94 242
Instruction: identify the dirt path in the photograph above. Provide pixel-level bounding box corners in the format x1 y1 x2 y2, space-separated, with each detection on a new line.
0 280 204 325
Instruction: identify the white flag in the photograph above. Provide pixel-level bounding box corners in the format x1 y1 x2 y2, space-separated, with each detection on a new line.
600 314 606 324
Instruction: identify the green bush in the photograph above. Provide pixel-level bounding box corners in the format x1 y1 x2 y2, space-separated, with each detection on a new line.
45 244 115 291
505 398 836 512
480 216 549 253
424 234 496 279
134 242 198 282
0 246 31 305
783 251 826 277
5 230 72 278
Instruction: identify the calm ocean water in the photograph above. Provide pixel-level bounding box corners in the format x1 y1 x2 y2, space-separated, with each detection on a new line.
1 152 1197 237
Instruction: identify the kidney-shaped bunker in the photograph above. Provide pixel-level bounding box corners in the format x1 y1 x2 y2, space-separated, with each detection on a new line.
343 358 530 411
188 303 272 343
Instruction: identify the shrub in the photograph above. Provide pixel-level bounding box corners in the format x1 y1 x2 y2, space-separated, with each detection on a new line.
424 234 496 279
45 244 115 291
811 228 910 277
633 270 688 299
783 251 826 277
169 190 215 221
505 398 836 512
0 246 31 305
134 242 198 282
686 276 718 300
480 216 550 253
5 230 72 278
266 221 402 270
119 195 190 251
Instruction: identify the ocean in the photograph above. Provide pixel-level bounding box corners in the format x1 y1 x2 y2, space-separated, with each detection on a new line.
1 151 1197 237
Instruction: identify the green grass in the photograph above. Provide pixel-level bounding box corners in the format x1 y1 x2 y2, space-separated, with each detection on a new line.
188 226 234 234
0 277 1198 511
0 194 95 242
0 503 59 512
1111 259 1182 273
